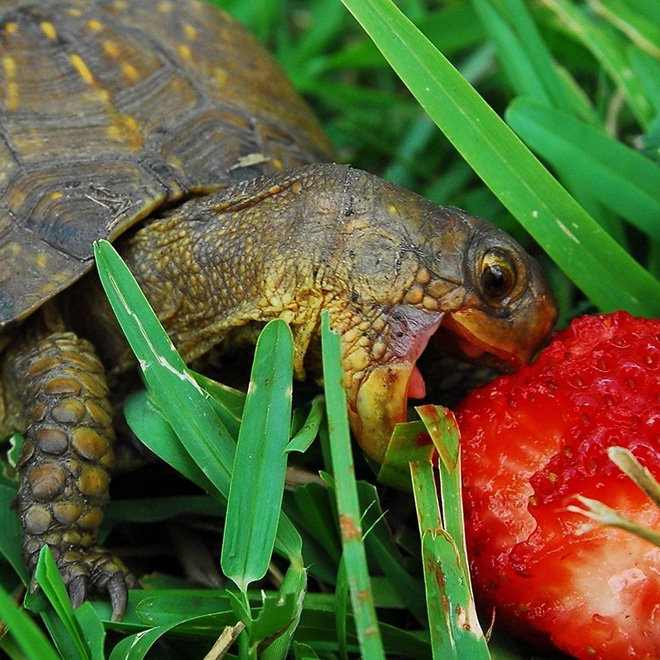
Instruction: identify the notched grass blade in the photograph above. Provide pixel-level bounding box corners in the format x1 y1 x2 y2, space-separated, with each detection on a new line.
378 420 434 490
410 460 490 660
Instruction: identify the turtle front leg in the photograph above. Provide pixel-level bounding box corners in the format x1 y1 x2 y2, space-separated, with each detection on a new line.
2 324 135 620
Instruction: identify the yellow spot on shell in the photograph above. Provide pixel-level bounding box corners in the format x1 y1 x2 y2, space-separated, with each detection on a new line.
86 19 104 32
177 44 192 60
3 57 17 109
70 54 95 85
49 191 63 200
67 9 83 17
3 56 16 79
113 0 128 9
183 24 197 41
291 181 302 193
4 22 18 35
102 40 120 58
121 62 139 82
6 82 18 111
157 1 172 13
41 22 57 39
7 242 20 256
273 158 284 170
167 155 184 170
388 203 398 215
36 253 48 268
214 67 227 86
123 115 138 131
106 124 122 140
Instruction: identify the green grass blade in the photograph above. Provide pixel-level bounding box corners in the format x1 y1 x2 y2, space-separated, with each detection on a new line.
94 240 235 496
472 0 591 119
506 98 660 240
416 407 461 540
378 420 434 490
335 557 350 660
292 642 320 660
472 0 549 103
0 581 60 660
221 319 294 591
416 406 476 612
542 0 652 127
109 621 188 660
410 460 490 660
123 390 219 497
73 604 105 660
34 547 90 660
321 311 385 660
0 480 28 585
109 614 241 660
421 530 490 659
291 483 342 565
107 496 218 524
630 48 660 113
286 396 324 454
589 0 660 58
191 371 246 439
357 482 427 625
260 563 307 660
339 0 660 315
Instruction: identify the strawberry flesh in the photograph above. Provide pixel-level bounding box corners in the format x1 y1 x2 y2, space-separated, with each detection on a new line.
455 312 660 660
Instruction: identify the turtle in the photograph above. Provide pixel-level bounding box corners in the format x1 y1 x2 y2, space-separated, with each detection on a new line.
0 0 557 620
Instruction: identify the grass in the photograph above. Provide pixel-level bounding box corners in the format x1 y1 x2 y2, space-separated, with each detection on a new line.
1 0 659 658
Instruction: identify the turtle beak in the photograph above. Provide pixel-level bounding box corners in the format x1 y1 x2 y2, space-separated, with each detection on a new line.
437 289 558 371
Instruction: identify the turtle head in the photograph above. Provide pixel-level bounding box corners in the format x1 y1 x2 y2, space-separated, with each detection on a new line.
333 168 557 462
430 220 558 371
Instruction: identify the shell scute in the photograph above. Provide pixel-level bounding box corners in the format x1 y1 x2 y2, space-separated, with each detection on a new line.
0 0 332 327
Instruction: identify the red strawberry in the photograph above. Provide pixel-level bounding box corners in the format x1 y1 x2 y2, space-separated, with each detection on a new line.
454 311 660 660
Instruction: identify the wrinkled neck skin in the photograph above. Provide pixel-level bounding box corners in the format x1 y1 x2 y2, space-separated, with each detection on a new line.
75 163 521 462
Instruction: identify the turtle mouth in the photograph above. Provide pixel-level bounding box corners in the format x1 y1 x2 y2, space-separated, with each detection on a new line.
404 312 522 407
352 309 529 462
430 313 525 372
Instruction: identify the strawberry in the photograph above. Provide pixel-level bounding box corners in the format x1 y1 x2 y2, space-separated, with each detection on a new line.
454 311 660 660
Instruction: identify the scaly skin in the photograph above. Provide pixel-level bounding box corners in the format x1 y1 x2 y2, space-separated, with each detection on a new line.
1 312 135 619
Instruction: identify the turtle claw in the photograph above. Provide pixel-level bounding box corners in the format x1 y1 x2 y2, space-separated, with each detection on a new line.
33 545 136 620
107 572 129 622
68 574 88 611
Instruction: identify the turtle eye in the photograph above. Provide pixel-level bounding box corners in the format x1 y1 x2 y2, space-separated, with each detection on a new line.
479 249 517 302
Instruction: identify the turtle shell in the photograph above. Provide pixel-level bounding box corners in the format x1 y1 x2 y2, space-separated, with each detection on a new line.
0 0 333 328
